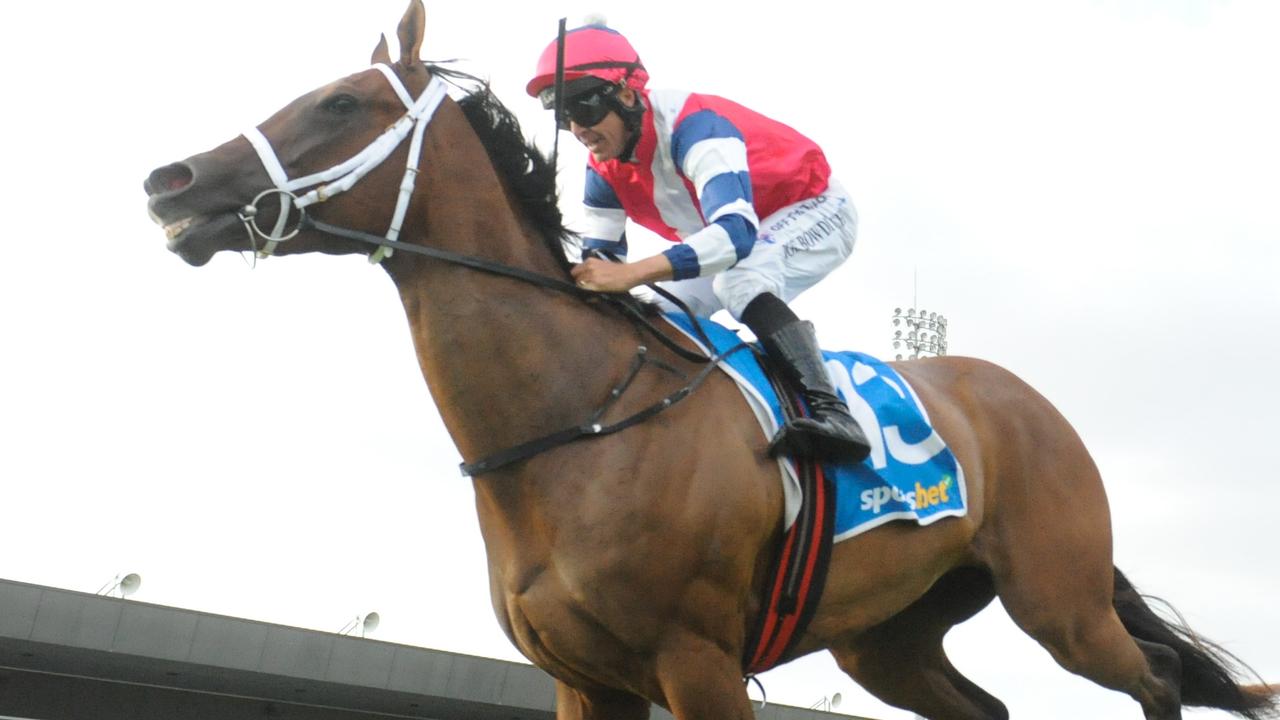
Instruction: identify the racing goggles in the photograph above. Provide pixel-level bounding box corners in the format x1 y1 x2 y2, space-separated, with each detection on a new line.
540 82 618 130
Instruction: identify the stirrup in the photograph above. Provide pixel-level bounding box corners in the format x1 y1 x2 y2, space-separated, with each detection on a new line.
768 417 870 464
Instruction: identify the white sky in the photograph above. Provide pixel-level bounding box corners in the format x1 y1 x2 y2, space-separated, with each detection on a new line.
1 1 1277 718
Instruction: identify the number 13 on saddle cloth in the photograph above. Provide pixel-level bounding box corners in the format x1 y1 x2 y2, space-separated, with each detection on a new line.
666 314 967 540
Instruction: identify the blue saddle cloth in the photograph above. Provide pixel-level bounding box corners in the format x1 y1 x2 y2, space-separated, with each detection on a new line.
666 314 967 541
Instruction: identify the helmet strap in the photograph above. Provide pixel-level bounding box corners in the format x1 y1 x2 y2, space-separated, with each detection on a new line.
612 91 646 162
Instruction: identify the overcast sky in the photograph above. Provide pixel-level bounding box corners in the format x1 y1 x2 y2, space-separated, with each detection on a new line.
1 1 1277 718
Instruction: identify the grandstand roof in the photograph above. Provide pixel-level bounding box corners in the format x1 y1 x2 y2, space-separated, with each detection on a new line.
0 577 860 720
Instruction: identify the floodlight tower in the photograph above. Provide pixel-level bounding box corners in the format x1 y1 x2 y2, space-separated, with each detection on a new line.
891 307 949 360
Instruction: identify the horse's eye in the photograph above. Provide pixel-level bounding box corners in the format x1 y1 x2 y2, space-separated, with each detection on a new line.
324 94 360 115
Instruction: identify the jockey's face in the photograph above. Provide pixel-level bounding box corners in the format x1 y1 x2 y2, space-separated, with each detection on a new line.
570 87 637 163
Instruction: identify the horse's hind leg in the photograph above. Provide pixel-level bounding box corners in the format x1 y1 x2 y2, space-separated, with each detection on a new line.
987 487 1181 717
829 566 1009 720
1000 581 1181 719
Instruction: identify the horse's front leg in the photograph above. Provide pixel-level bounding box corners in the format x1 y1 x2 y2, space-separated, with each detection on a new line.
554 642 756 720
653 636 758 720
555 680 650 720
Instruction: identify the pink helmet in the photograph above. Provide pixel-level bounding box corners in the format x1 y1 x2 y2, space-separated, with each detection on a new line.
526 25 648 105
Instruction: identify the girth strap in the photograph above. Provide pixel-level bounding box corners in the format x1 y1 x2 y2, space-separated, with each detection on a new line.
742 360 837 676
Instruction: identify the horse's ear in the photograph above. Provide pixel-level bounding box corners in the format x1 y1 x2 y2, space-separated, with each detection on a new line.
371 33 391 65
397 0 426 66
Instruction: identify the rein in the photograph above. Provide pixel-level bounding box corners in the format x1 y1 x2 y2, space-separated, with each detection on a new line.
300 214 743 478
300 214 716 365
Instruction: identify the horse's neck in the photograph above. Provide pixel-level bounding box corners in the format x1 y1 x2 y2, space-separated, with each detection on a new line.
387 144 632 471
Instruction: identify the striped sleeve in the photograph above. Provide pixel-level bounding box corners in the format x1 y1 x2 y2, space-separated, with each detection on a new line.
664 109 759 279
581 166 628 259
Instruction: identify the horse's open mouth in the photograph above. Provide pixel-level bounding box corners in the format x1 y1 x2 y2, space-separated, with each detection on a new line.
160 212 248 266
163 216 201 241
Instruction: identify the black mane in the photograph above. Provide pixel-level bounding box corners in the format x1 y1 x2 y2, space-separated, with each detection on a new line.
425 63 575 275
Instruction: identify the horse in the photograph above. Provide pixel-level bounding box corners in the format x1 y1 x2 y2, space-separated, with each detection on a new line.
143 3 1276 719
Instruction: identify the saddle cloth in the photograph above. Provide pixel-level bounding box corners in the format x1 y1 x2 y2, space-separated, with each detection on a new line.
663 314 967 542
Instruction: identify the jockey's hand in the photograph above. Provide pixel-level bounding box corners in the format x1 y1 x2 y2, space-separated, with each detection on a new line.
572 255 674 293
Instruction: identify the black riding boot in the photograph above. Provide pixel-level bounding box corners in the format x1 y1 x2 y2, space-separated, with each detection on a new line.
761 320 871 464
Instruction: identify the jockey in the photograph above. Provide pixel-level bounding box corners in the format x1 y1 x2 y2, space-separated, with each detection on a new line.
527 23 870 464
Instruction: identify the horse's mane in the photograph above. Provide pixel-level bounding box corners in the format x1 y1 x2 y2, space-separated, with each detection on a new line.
425 63 575 276
422 63 664 318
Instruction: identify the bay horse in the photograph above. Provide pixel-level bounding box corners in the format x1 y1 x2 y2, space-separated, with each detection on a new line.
143 3 1276 719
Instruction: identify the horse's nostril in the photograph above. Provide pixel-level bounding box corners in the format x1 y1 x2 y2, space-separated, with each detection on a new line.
146 163 195 196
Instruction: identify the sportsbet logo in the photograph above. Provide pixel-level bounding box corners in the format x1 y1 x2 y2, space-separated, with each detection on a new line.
860 475 954 514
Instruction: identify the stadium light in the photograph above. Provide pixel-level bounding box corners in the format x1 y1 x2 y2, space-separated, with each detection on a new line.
338 612 381 638
95 573 142 599
892 306 949 360
808 693 843 712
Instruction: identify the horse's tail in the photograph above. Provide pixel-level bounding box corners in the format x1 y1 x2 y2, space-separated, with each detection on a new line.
1113 567 1277 719
1245 685 1279 704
